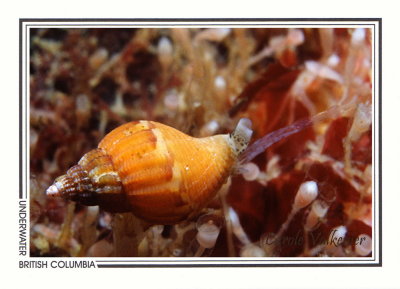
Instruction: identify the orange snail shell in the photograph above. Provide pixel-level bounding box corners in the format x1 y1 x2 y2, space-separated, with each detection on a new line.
46 119 252 224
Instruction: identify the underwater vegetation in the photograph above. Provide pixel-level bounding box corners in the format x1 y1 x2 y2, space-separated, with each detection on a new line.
29 27 373 257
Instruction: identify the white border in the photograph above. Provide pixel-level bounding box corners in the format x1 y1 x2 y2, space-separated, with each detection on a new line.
21 19 381 267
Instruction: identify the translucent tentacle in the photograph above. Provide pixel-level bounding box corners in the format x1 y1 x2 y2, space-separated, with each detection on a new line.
239 103 355 163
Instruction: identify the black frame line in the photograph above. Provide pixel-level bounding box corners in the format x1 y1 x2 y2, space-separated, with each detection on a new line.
20 18 381 22
378 19 383 265
96 263 378 268
19 19 23 199
19 18 382 268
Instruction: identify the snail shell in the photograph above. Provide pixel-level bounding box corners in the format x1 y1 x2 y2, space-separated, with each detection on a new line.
46 119 252 224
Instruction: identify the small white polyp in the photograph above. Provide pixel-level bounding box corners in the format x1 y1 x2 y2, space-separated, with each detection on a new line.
293 181 318 210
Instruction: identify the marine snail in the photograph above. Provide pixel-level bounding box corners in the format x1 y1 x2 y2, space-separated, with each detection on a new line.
46 103 350 224
46 119 253 224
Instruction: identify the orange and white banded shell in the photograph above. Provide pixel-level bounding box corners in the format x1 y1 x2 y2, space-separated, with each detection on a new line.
46 119 253 224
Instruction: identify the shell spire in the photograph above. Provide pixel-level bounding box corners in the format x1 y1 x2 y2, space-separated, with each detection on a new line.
46 148 130 212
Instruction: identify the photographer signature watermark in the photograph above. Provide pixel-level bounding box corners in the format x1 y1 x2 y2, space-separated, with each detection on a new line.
261 228 368 247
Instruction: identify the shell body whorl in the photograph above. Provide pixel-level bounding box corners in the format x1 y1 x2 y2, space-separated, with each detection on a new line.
99 120 236 223
47 120 242 224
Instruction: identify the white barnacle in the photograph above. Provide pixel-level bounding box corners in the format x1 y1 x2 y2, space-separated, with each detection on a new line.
229 118 253 156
